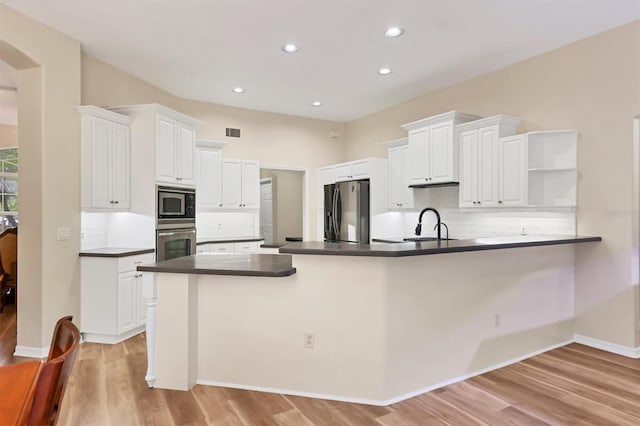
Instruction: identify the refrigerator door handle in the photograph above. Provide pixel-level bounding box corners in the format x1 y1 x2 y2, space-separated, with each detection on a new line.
332 187 339 236
335 187 342 235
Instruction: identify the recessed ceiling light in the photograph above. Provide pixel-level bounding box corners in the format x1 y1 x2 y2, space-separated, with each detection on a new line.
282 44 299 53
385 27 404 38
378 67 392 75
232 87 245 94
312 101 323 107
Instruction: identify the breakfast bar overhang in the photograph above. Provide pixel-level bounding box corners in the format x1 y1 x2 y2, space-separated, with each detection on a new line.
138 235 600 405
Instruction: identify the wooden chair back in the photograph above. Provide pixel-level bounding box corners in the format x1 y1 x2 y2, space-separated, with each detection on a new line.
27 316 80 426
0 227 17 280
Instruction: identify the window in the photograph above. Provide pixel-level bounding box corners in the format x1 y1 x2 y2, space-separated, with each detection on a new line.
0 148 17 232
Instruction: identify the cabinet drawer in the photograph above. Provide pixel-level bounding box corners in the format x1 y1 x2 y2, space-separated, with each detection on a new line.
196 244 210 254
209 243 235 253
234 242 258 253
118 253 155 273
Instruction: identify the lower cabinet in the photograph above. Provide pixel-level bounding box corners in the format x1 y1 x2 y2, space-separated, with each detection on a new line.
196 241 259 254
81 252 154 344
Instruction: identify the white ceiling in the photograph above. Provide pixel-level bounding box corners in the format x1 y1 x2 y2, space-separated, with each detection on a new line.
1 0 639 123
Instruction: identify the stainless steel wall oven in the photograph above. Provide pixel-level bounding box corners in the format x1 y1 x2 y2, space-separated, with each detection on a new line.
156 186 197 261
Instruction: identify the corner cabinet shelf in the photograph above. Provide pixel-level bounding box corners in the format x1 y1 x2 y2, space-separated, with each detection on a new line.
526 130 577 208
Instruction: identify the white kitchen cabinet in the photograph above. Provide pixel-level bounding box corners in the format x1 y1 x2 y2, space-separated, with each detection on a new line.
81 252 154 344
156 115 196 186
79 106 133 211
385 138 413 209
402 111 480 186
196 241 258 253
457 115 522 208
195 140 226 210
222 159 260 209
498 134 527 206
334 159 372 182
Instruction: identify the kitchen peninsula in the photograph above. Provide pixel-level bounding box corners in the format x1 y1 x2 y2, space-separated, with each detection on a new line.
139 234 600 405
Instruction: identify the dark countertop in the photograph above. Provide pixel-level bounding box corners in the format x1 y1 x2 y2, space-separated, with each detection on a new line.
79 247 155 258
137 253 296 277
279 235 602 257
197 237 264 245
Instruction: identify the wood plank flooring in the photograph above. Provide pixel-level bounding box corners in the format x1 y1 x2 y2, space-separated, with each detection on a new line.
1 309 639 425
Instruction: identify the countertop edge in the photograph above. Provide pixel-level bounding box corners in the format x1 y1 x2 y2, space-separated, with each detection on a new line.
79 248 155 258
137 265 296 277
197 237 265 245
278 236 602 257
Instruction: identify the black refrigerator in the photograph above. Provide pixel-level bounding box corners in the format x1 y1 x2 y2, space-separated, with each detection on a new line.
324 179 370 243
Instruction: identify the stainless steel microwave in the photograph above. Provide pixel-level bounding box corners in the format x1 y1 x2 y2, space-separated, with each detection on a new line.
156 186 196 225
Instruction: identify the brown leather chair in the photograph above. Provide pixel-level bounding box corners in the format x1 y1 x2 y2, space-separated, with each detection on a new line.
0 226 17 312
26 315 80 426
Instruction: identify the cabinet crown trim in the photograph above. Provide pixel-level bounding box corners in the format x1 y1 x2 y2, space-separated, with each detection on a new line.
77 105 133 125
456 114 522 131
382 137 408 148
401 111 481 131
108 103 201 127
196 139 227 149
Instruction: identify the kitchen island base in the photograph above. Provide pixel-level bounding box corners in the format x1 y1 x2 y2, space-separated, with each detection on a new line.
144 244 580 404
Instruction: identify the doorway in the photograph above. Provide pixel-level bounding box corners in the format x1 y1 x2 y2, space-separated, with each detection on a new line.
259 168 304 245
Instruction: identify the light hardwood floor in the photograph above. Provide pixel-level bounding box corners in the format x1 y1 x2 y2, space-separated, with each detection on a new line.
1 309 639 425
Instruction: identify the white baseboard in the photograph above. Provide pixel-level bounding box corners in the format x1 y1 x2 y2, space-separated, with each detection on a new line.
198 339 574 406
82 326 145 345
574 334 640 359
14 345 48 359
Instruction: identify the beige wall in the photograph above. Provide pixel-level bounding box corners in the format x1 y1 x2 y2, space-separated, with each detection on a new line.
0 124 17 148
345 21 640 349
0 5 81 350
82 57 346 237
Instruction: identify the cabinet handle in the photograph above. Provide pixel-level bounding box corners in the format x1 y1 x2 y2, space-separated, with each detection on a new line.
114 200 119 204
176 177 182 181
473 201 477 204
498 200 503 204
219 204 222 207
134 261 142 264
477 201 481 204
219 248 226 251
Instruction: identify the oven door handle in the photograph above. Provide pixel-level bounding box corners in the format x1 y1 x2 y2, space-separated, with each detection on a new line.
157 229 196 237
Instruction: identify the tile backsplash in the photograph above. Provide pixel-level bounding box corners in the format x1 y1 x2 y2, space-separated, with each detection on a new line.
372 187 575 240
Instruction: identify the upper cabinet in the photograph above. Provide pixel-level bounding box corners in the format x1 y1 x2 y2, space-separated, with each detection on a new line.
109 104 201 188
402 111 480 187
457 115 522 208
156 116 196 185
222 159 260 209
195 140 226 210
385 138 413 210
79 106 133 211
334 159 371 182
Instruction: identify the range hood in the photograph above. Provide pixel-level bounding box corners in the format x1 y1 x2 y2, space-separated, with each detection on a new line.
408 181 459 189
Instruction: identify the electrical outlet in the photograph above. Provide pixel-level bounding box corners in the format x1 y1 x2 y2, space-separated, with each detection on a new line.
304 332 315 349
57 227 70 241
217 223 222 231
81 232 86 241
494 314 501 328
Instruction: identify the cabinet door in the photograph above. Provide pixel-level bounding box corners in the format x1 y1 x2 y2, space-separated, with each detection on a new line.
91 117 113 209
111 123 131 209
117 271 136 334
177 124 195 185
400 146 414 208
156 116 177 183
459 130 478 208
499 135 527 206
351 160 369 179
241 160 260 209
478 126 499 207
388 147 403 208
334 163 353 182
196 147 223 209
408 128 429 185
222 159 242 208
429 121 454 183
318 167 335 186
135 273 146 326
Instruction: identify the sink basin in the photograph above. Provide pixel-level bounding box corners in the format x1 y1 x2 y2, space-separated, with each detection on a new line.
403 237 456 242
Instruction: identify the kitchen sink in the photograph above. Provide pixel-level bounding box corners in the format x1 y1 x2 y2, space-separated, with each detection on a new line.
403 237 456 242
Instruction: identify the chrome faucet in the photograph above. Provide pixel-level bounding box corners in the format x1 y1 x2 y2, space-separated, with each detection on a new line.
415 207 442 240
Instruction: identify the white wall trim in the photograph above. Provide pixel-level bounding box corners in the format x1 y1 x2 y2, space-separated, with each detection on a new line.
14 345 48 359
198 339 573 406
574 334 640 359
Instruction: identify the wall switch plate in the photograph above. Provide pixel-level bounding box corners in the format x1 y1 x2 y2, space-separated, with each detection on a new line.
304 332 315 349
57 227 70 241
